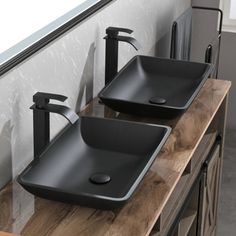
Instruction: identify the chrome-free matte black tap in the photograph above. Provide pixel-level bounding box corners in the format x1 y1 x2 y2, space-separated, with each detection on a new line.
30 92 79 158
104 27 141 85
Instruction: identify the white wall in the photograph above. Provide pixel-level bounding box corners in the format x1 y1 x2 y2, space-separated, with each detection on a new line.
0 0 191 189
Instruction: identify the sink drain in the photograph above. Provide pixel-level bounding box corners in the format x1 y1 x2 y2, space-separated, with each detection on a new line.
149 97 166 105
89 173 111 184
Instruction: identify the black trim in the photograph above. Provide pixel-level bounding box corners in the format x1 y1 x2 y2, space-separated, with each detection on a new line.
202 135 222 171
170 21 177 59
192 6 223 35
0 0 113 77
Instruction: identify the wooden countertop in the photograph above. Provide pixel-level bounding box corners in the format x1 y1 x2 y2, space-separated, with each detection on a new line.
0 232 18 236
0 79 231 236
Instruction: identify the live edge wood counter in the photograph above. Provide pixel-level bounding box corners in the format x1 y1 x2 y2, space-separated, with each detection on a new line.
0 79 231 236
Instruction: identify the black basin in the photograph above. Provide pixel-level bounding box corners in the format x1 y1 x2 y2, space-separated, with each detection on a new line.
99 56 212 118
18 116 171 209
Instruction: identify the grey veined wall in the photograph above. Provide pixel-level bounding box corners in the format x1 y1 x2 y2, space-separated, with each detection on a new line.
0 0 191 189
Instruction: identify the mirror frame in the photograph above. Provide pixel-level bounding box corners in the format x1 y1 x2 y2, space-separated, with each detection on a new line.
0 0 113 76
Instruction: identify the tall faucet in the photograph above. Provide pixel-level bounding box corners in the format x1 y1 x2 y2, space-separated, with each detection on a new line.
104 27 141 85
30 92 79 158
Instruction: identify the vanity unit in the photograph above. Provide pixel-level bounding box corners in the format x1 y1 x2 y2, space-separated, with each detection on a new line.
0 78 231 236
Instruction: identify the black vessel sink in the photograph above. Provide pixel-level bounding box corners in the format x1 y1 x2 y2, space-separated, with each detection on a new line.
18 116 170 209
99 56 212 118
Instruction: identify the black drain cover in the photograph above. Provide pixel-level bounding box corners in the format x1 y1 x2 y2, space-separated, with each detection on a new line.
149 97 166 105
89 173 111 184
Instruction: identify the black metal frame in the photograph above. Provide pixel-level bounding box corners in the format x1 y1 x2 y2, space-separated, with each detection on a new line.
170 6 223 79
0 0 113 77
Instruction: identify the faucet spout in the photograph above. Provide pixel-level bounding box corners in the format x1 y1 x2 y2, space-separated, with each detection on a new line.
33 104 79 124
116 35 141 50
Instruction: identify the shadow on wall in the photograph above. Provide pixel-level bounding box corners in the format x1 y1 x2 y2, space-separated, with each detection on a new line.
155 31 172 58
0 120 13 190
153 3 175 58
76 43 96 112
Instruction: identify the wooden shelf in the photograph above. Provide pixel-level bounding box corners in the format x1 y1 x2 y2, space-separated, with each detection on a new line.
178 209 197 236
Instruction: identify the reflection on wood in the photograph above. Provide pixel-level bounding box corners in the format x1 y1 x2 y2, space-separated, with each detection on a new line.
0 184 13 232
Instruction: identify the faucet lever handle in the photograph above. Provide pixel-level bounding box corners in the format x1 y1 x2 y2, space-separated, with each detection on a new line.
33 92 67 107
106 27 133 37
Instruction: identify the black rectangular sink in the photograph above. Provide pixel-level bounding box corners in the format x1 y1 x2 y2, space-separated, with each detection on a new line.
18 116 170 209
99 56 212 118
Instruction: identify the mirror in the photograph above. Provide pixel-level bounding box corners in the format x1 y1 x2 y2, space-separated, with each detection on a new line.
0 0 112 76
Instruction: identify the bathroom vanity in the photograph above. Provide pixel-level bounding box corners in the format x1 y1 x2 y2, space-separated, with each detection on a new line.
0 79 231 236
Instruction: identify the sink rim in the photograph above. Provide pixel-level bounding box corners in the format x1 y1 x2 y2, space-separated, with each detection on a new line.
99 55 213 110
18 116 171 203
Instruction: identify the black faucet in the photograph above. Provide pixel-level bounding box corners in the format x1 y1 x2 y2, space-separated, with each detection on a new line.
30 92 79 158
104 27 141 85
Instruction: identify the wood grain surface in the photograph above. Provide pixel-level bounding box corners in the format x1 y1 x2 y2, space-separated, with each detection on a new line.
0 232 18 236
0 79 231 236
